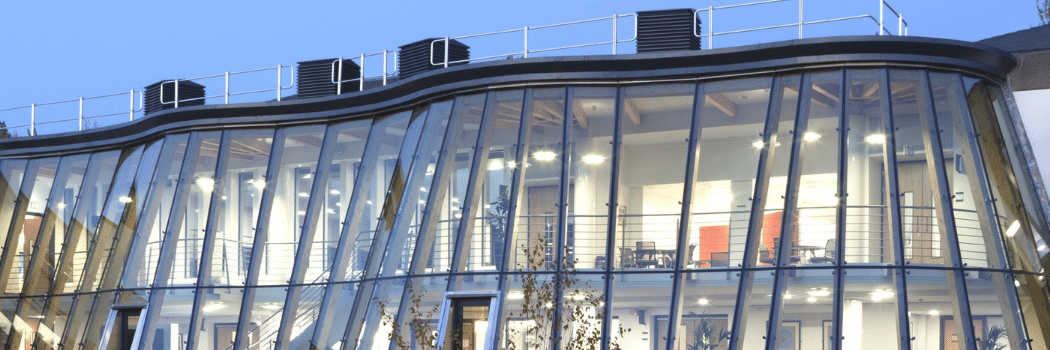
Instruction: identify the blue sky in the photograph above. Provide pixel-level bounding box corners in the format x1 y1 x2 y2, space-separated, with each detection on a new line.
0 1 1042 135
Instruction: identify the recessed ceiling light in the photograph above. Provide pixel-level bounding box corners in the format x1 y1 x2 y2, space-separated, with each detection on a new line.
533 151 557 161
581 154 606 164
864 134 886 144
803 132 822 142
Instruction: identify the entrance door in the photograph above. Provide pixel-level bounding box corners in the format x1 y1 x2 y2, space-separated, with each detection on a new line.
449 298 491 350
114 308 141 350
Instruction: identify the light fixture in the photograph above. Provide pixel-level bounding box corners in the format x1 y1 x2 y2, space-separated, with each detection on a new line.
56 202 66 209
784 293 793 300
581 154 606 164
252 179 266 190
298 192 309 198
545 302 553 309
302 173 312 179
864 134 886 144
506 161 517 169
806 297 817 303
419 200 427 204
196 177 215 193
508 291 524 300
487 159 504 171
698 298 709 305
870 290 894 302
807 289 832 297
1006 220 1020 237
203 303 227 312
752 140 765 149
928 310 940 316
533 151 557 161
803 132 822 142
330 189 341 195
118 196 133 204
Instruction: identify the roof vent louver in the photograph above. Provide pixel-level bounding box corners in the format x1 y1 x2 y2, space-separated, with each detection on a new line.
636 9 701 53
298 58 361 98
398 38 470 79
144 80 205 116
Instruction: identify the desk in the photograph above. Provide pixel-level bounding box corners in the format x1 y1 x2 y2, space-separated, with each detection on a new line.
792 245 824 260
636 248 677 268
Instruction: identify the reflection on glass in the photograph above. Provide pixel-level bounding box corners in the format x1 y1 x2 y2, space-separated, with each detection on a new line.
513 88 566 273
843 69 893 265
565 87 615 273
793 71 843 267
616 84 693 271
689 77 772 268
841 268 900 350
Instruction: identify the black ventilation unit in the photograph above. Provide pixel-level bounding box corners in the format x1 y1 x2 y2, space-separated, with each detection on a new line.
636 9 701 53
297 58 361 98
144 80 205 115
398 38 470 79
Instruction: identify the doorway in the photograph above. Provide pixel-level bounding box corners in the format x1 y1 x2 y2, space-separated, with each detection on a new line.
448 297 492 350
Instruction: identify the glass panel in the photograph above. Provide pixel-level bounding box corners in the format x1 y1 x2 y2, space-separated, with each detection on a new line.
258 125 326 285
465 90 525 273
439 94 486 274
120 134 190 298
610 272 673 350
890 69 950 267
82 140 165 350
1013 272 1050 348
500 271 553 350
688 77 772 268
738 259 776 348
563 87 615 273
777 268 834 349
383 103 449 278
840 268 900 350
795 71 843 266
59 145 144 350
963 270 1017 350
195 287 245 350
615 83 694 271
359 277 407 350
513 88 565 273
208 129 273 287
1 157 61 296
905 268 968 350
240 286 288 349
38 151 119 349
10 154 90 346
169 131 222 287
843 69 893 265
0 155 59 346
345 110 413 281
755 74 801 269
0 160 28 260
677 271 740 350
308 119 371 283
390 276 444 349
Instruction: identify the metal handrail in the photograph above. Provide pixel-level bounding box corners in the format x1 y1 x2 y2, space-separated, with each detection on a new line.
159 64 295 107
693 0 908 49
330 49 399 95
0 90 143 136
430 13 637 68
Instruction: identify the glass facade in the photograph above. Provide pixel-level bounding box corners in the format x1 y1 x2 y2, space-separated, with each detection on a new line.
0 67 1047 350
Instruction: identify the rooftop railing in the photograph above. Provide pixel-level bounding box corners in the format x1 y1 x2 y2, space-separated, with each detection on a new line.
0 0 907 139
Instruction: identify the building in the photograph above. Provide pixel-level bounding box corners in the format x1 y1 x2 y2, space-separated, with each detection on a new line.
0 8 1049 350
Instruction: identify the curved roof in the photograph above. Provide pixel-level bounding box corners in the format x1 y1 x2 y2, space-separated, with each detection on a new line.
0 35 1016 158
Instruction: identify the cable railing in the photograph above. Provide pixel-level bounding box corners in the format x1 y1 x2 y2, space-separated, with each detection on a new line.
160 64 295 108
693 0 908 49
330 49 399 95
430 13 637 68
0 90 142 136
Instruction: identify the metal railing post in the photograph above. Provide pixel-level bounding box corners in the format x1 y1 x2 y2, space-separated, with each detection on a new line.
708 7 714 49
879 0 884 35
612 15 618 55
174 79 180 108
382 50 388 86
337 57 343 95
523 27 529 58
129 90 135 121
277 65 282 101
225 72 230 104
898 13 903 35
30 103 35 136
78 97 84 131
444 36 450 68
359 53 365 92
799 0 804 39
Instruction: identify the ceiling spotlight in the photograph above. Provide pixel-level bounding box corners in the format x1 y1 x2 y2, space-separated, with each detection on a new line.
864 134 886 144
118 196 133 204
698 298 710 305
581 154 606 164
803 132 822 142
533 151 557 161
196 177 215 193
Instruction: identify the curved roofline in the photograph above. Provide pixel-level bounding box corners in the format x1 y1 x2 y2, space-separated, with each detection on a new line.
0 35 1016 157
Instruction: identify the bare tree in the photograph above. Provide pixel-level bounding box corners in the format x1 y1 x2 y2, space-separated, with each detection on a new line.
1039 0 1050 25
